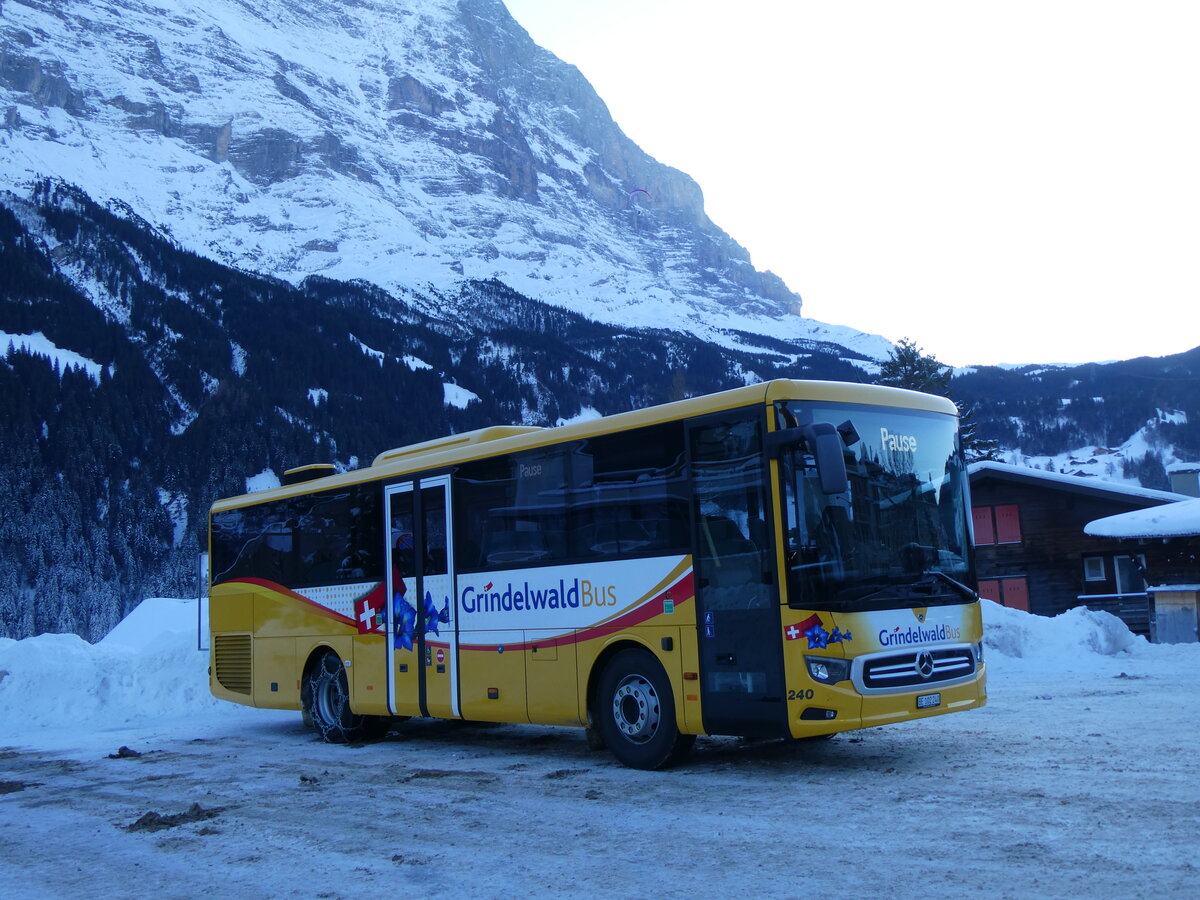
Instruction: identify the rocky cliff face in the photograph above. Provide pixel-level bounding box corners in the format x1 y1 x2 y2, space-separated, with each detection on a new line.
0 0 888 357
0 180 882 640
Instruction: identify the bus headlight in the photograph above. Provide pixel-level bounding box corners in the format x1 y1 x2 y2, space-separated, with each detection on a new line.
806 656 851 685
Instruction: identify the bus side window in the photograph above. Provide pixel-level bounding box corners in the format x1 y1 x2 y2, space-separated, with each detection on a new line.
421 486 448 576
690 418 773 610
425 547 448 576
454 456 512 572
454 427 688 573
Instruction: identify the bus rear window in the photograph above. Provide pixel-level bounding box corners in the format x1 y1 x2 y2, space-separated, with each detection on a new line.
211 484 383 588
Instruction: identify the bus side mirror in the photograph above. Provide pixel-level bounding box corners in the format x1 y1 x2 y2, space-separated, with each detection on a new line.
766 423 849 494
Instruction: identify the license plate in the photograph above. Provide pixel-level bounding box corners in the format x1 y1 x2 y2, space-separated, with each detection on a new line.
916 692 941 709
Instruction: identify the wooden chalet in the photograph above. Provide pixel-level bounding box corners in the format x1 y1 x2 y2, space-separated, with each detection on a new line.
1086 497 1200 643
967 462 1188 635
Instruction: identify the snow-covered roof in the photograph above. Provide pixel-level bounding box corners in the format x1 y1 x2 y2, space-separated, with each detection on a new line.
1085 497 1200 539
968 461 1189 504
1166 461 1200 474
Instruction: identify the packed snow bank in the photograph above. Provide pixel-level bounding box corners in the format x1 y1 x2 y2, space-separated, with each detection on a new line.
0 595 1191 748
980 598 1142 659
100 596 199 650
0 598 226 736
5 599 1198 900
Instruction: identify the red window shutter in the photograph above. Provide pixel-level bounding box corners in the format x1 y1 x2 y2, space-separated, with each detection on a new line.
972 507 996 545
1001 577 1030 611
977 579 1001 603
994 505 1022 544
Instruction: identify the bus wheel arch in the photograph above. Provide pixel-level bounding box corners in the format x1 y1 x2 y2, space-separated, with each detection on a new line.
301 647 388 744
592 645 695 770
299 644 337 724
585 640 646 735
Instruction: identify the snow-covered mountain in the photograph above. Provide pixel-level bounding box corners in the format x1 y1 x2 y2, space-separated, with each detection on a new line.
0 180 886 641
952 355 1200 490
0 0 889 358
1 0 1196 646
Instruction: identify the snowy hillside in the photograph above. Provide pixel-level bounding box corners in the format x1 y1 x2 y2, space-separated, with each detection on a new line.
1000 411 1192 487
0 0 891 358
952 354 1200 488
2 0 1196 650
0 597 1197 897
0 183 888 643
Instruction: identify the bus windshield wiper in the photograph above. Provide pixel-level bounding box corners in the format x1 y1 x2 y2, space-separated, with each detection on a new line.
836 579 930 605
919 570 978 603
837 573 975 607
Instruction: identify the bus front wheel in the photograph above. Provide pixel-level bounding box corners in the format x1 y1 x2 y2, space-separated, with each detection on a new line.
303 651 389 744
597 649 694 770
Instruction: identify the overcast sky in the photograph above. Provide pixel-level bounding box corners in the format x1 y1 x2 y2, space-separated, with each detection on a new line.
502 1 1199 367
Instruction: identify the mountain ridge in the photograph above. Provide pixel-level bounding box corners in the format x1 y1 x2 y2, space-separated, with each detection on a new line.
1 0 1197 641
1 180 1196 641
0 0 890 358
0 178 886 639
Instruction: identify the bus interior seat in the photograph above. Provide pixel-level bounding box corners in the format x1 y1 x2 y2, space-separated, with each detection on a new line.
424 547 448 575
701 515 758 559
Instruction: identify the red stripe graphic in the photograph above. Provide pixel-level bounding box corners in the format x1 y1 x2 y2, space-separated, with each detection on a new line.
225 577 363 629
225 569 695 653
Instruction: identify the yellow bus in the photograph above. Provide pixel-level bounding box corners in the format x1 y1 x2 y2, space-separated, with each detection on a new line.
208 379 986 768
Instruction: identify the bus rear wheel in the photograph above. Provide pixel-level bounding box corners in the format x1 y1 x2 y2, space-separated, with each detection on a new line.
597 649 694 770
303 651 389 743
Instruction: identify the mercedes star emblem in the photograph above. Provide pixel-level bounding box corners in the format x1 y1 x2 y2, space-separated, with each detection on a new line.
916 650 935 679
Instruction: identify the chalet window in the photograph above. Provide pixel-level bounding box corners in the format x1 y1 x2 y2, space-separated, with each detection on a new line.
1114 554 1147 595
971 507 994 544
978 576 1030 612
1083 556 1106 582
972 504 1022 546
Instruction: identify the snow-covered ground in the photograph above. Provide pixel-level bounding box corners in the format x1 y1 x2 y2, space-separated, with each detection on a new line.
1 598 1197 898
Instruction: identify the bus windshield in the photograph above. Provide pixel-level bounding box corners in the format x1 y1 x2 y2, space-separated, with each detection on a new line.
778 402 974 612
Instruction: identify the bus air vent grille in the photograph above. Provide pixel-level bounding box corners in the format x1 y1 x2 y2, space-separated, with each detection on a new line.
861 647 976 692
214 634 252 695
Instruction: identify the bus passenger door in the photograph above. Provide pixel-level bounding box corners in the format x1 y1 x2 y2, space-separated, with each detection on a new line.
385 477 460 719
419 478 458 719
688 415 788 738
385 484 421 716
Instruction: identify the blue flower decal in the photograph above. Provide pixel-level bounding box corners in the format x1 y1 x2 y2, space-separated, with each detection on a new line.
392 592 417 651
421 592 451 635
804 623 830 649
422 591 440 636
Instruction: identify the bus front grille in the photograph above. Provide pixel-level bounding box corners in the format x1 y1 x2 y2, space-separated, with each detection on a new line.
214 634 252 695
859 646 976 693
